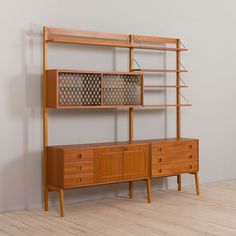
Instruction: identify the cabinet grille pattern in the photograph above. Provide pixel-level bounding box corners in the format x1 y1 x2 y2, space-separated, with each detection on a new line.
103 74 142 105
58 73 102 106
56 72 142 106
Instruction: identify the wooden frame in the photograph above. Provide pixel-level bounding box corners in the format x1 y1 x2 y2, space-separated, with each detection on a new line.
43 26 199 217
46 69 144 108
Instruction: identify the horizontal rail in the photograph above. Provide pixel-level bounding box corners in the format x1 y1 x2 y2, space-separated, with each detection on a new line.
47 27 129 41
47 36 131 48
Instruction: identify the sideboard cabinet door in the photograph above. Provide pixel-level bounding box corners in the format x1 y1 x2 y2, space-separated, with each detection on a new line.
123 144 149 180
95 147 123 183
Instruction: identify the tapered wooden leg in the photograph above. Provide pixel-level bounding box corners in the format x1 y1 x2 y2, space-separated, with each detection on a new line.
59 189 64 217
177 175 182 191
146 179 152 203
194 172 200 195
128 181 133 199
44 186 48 211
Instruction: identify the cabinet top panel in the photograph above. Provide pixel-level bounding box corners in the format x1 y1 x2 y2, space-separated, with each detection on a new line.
47 69 143 76
47 138 198 150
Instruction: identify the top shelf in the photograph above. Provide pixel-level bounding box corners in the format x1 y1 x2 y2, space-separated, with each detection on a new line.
45 27 188 52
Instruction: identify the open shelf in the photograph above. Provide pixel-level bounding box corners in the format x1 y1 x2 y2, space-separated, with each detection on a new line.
47 36 188 51
133 69 188 73
144 85 188 88
141 104 192 108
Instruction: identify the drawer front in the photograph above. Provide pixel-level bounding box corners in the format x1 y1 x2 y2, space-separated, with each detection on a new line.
64 162 94 175
152 140 198 155
64 173 94 187
152 153 198 165
152 161 198 177
64 149 94 163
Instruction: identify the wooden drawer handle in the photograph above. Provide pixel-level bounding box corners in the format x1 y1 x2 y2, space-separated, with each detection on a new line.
159 169 162 173
77 177 82 182
158 158 162 163
76 165 82 170
189 155 193 159
77 154 82 159
159 147 163 152
124 147 128 151
189 165 193 169
189 145 192 149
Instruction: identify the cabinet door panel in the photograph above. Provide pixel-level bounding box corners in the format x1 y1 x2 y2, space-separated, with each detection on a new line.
95 147 123 183
123 145 149 180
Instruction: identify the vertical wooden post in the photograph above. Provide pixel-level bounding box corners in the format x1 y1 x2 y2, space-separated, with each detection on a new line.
59 189 65 217
146 179 152 203
43 27 49 211
129 35 134 143
194 172 200 195
177 174 182 191
176 39 181 190
176 39 181 139
128 181 133 198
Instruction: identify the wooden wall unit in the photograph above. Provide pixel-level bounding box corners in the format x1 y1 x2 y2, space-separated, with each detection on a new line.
43 26 200 217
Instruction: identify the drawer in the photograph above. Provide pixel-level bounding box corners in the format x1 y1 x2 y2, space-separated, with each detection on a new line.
64 173 94 187
64 149 94 163
152 161 198 177
152 153 198 165
64 162 94 175
152 141 198 154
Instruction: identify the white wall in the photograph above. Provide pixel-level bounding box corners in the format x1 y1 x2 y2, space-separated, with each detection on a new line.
1 0 236 212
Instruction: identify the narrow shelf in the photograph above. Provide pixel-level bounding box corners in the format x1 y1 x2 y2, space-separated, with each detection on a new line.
133 69 188 73
46 36 187 51
132 45 188 51
144 85 188 88
140 104 192 108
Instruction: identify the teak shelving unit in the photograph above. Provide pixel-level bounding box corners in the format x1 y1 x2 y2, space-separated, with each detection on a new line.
43 27 200 217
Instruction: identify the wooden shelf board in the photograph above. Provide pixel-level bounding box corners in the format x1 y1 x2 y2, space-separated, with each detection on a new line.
144 85 188 88
140 104 192 108
46 36 187 51
133 45 187 51
133 69 188 73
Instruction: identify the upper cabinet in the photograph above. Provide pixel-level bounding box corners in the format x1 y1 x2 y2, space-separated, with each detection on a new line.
46 70 144 108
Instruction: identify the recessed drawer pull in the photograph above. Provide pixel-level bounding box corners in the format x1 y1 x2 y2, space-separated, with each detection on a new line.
77 154 82 159
159 147 163 152
189 155 193 159
159 158 162 163
189 165 193 169
77 177 82 182
159 169 162 173
76 165 82 170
